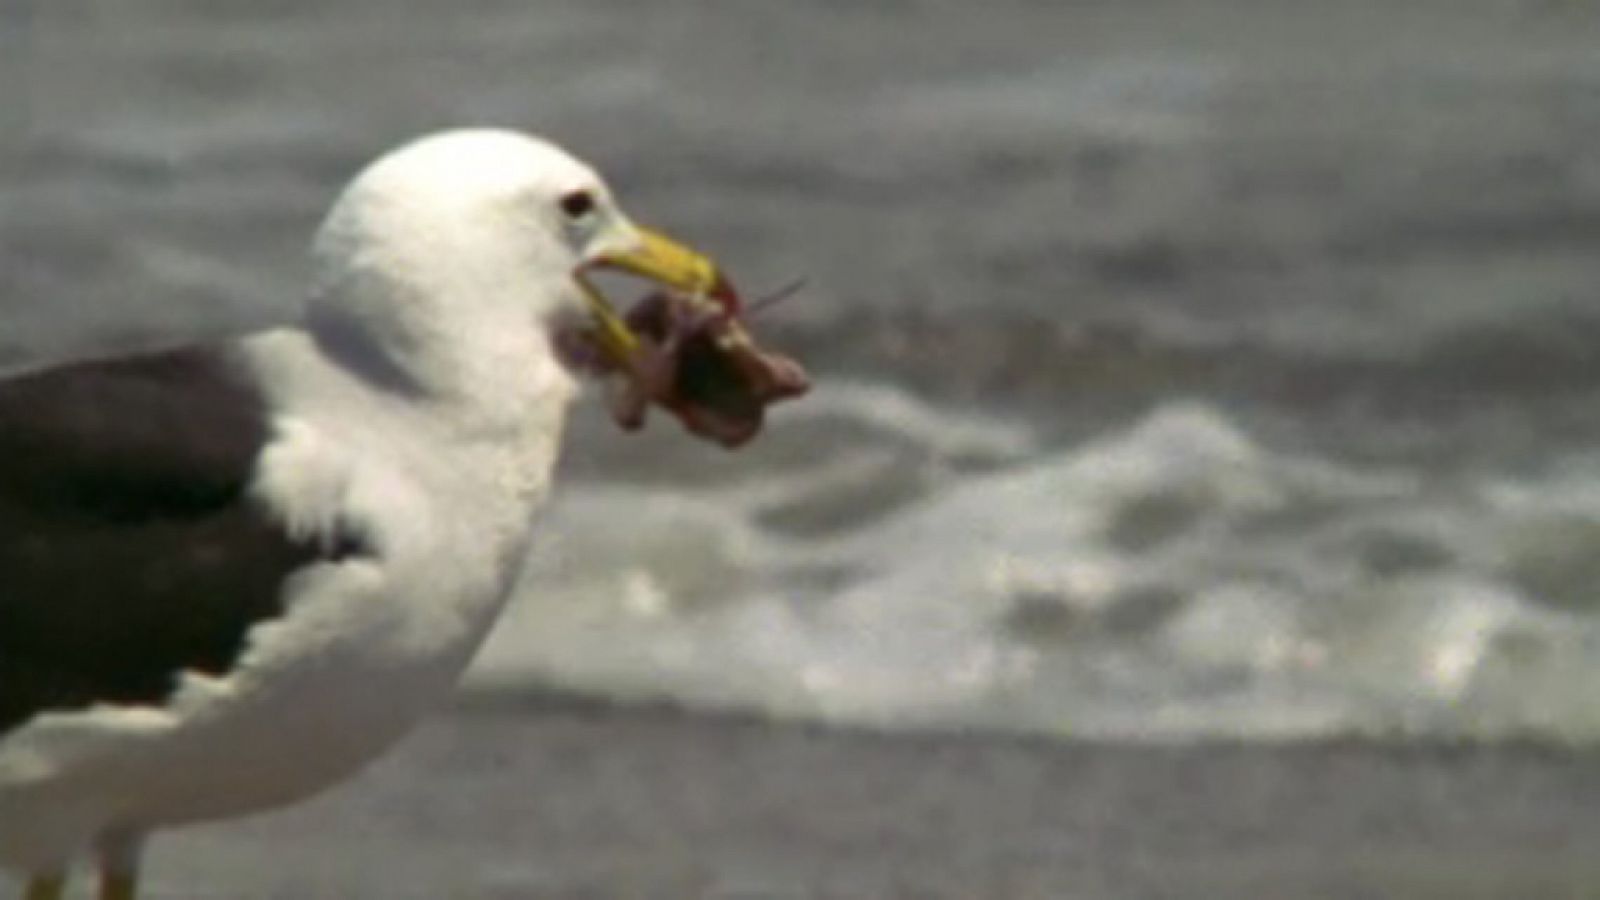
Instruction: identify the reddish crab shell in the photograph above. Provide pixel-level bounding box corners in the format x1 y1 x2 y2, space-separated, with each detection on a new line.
565 288 809 448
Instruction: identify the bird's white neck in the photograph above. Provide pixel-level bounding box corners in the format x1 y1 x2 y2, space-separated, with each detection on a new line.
241 321 576 610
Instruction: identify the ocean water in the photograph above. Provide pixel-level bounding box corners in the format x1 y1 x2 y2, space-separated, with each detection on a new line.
6 0 1600 741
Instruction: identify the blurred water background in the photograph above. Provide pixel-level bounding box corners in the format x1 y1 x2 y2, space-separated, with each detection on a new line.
6 0 1600 742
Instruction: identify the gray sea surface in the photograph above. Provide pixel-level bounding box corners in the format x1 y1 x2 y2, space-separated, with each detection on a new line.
8 0 1600 744
13 0 1596 742
9 1 1600 896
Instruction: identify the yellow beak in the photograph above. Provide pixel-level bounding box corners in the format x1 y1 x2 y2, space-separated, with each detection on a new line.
576 227 733 363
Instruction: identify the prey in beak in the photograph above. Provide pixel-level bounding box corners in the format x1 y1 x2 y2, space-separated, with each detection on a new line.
563 227 809 448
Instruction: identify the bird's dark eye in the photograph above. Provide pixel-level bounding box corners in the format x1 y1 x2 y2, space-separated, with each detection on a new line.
559 189 596 219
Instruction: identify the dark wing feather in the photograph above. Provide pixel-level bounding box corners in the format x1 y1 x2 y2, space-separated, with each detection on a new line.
0 346 318 734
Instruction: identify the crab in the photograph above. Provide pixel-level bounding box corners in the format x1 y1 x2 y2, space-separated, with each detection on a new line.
558 281 809 448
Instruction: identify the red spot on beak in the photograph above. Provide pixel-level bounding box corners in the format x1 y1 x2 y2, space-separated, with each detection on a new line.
710 272 743 315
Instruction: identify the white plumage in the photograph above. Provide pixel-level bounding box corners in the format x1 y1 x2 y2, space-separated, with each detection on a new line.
0 130 680 896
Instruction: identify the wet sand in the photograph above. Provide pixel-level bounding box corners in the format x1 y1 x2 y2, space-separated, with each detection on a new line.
130 704 1600 898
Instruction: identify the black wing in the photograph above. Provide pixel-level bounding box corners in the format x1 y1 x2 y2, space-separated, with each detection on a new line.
0 347 317 734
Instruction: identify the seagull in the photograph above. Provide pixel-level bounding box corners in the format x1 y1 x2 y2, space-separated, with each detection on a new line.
0 130 777 900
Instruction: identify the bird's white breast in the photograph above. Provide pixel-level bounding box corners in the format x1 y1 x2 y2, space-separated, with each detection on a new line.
0 328 576 865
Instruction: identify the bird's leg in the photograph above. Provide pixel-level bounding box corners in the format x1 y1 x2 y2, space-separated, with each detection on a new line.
23 873 66 900
96 831 144 900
